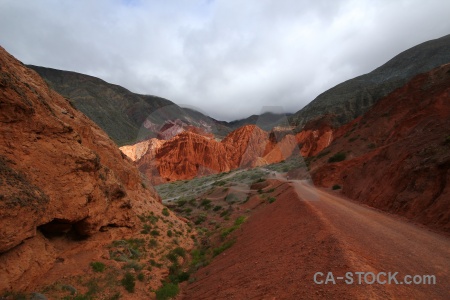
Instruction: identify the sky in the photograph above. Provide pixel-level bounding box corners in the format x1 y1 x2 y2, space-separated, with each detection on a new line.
0 0 449 121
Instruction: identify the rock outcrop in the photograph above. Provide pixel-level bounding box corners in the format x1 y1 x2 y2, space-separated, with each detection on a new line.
0 46 192 296
119 138 165 162
122 121 337 184
311 63 450 231
222 125 269 168
140 131 231 183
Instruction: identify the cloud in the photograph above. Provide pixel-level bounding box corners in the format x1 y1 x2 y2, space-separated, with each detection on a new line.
1 0 449 121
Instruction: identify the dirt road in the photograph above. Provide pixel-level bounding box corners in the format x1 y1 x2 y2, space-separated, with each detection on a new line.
182 179 450 299
291 180 450 299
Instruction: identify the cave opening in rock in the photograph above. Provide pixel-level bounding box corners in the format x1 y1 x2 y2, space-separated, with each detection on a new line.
37 218 88 241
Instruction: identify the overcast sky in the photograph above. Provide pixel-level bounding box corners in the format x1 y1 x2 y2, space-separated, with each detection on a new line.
0 0 449 121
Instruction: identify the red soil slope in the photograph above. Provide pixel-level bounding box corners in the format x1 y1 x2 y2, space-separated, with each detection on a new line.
182 180 450 299
311 63 450 232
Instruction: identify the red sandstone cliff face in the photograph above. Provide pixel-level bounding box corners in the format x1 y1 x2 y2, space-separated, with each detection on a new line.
222 125 269 168
311 63 450 231
122 120 337 183
296 118 334 157
141 131 231 183
0 47 192 296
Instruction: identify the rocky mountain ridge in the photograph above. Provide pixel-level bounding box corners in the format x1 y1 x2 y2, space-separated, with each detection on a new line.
28 65 232 145
289 34 450 131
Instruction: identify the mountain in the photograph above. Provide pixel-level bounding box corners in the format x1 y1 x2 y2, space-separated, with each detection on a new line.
310 63 450 231
289 34 450 130
0 47 192 298
221 112 292 130
28 66 231 145
122 123 333 184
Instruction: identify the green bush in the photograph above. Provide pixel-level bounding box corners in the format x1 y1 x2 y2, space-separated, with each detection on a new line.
155 282 179 300
213 180 226 186
137 273 145 282
90 261 106 273
194 213 207 225
213 240 235 257
162 208 170 217
213 205 222 211
167 230 173 237
121 272 135 293
200 199 212 207
149 239 158 248
328 152 346 163
177 199 187 207
268 197 276 203
332 184 341 190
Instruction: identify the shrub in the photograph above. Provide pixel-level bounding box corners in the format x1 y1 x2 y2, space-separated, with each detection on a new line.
149 239 158 248
234 216 246 226
137 273 145 282
177 272 190 282
121 272 135 293
328 152 346 163
171 247 186 258
141 223 152 234
200 199 212 207
162 208 170 217
194 213 207 225
268 197 276 203
155 282 179 300
90 261 106 273
177 200 187 207
220 210 229 218
213 205 222 211
150 230 160 236
167 230 173 237
213 240 235 257
332 184 341 190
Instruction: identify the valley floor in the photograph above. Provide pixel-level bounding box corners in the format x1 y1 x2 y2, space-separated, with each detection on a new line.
181 179 450 299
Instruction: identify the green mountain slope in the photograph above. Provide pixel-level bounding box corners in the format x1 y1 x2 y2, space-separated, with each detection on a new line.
290 34 450 130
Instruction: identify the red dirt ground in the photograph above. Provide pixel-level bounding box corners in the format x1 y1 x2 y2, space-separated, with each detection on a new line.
180 179 450 299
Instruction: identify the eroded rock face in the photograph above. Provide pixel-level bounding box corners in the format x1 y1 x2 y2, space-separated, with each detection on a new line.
311 63 450 231
222 125 269 168
123 121 338 183
0 47 192 294
119 138 165 162
147 131 230 183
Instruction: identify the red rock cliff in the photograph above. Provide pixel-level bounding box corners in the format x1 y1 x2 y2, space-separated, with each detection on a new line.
0 46 192 296
311 63 450 231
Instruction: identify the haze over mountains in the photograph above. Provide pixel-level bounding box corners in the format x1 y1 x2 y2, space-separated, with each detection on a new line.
30 34 450 145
